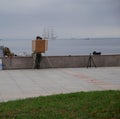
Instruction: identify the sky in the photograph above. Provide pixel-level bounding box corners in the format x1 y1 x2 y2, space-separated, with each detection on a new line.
0 0 120 39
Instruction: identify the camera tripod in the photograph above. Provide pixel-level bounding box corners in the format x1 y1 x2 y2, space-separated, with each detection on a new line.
87 53 96 68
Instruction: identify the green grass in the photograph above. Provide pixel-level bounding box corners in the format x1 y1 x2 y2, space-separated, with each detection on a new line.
0 90 120 119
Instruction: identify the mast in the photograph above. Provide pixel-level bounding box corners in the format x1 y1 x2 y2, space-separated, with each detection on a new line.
42 27 57 40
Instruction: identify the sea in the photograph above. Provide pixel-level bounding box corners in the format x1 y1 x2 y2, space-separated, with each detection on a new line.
0 38 120 56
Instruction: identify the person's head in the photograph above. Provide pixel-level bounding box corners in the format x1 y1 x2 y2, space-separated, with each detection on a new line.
36 36 42 40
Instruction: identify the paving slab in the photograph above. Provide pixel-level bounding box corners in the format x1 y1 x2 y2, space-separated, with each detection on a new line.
0 67 120 102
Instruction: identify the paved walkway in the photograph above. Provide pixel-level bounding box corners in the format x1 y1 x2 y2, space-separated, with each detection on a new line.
0 67 120 102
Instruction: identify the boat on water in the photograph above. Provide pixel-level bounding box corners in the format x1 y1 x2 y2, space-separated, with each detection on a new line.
42 27 57 40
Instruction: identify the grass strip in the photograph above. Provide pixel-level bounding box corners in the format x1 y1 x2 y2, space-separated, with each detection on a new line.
0 90 120 119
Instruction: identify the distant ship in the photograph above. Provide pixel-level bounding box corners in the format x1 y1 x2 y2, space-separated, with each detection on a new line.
42 27 57 40
84 38 90 40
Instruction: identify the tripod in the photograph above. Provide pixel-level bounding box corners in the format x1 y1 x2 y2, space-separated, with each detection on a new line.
87 53 96 68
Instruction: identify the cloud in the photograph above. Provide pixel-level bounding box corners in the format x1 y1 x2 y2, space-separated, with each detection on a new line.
0 0 120 38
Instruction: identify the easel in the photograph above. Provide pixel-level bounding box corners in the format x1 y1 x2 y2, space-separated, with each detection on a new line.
87 53 96 68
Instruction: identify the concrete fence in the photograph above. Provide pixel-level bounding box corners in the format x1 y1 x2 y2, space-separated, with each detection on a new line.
1 54 120 70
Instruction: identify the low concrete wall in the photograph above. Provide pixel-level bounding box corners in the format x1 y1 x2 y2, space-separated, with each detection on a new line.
2 55 120 70
2 57 33 70
41 56 88 68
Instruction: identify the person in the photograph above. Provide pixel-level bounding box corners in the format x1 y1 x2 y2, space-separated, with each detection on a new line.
33 36 42 69
35 53 42 69
3 47 14 57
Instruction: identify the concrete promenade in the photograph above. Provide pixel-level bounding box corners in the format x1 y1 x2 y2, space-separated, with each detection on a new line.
0 67 120 102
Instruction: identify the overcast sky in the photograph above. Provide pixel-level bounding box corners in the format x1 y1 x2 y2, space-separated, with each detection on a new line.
0 0 120 39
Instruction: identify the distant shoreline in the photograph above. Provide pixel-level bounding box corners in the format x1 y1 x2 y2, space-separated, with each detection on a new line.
0 38 120 56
